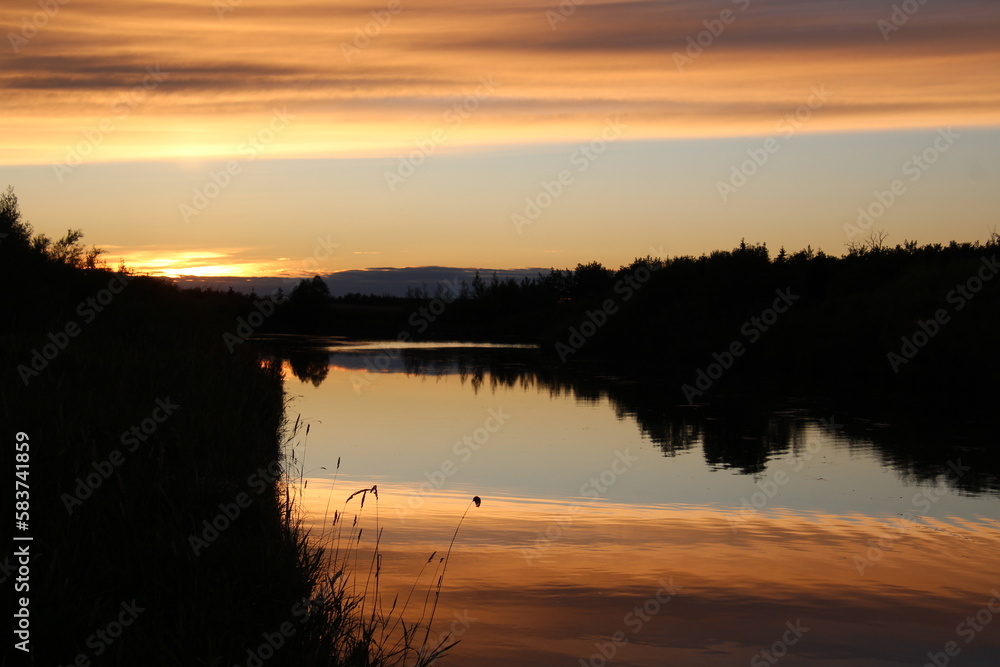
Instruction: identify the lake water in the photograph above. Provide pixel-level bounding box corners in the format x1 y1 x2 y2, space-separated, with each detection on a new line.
266 339 1000 667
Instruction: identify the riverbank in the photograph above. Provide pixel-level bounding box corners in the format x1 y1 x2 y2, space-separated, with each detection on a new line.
0 189 413 665
3 272 339 664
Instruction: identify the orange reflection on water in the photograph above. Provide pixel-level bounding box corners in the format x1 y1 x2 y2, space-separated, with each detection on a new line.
299 479 1000 666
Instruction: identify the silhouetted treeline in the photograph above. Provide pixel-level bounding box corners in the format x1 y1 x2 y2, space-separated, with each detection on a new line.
262 236 1000 412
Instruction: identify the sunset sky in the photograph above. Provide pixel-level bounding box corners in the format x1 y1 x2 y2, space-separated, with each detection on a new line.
2 0 998 277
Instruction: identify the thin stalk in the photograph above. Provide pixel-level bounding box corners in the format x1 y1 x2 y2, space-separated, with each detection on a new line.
420 496 481 656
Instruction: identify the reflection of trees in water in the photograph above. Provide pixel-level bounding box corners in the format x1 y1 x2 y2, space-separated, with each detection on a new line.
266 344 999 495
398 349 1000 494
285 349 331 387
847 425 1000 496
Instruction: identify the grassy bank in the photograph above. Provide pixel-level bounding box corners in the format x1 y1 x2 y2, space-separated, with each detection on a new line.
0 189 419 664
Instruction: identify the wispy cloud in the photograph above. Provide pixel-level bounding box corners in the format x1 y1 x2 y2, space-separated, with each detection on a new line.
2 0 998 165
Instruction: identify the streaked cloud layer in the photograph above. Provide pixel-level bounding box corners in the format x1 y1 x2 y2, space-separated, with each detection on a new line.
3 0 999 165
2 0 998 277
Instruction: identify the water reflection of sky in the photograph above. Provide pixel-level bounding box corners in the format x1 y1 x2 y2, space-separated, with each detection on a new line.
282 351 1000 521
280 344 1000 666
299 485 1000 667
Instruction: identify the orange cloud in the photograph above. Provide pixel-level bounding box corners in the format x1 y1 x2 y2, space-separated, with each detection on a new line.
1 0 998 166
120 247 325 277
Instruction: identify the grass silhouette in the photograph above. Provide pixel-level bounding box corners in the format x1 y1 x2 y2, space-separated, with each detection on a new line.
282 419 481 665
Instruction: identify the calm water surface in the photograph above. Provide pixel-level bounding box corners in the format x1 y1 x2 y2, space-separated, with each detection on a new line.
268 339 1000 666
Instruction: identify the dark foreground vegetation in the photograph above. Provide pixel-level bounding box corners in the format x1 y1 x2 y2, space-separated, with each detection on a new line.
1 188 443 665
268 234 1000 416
